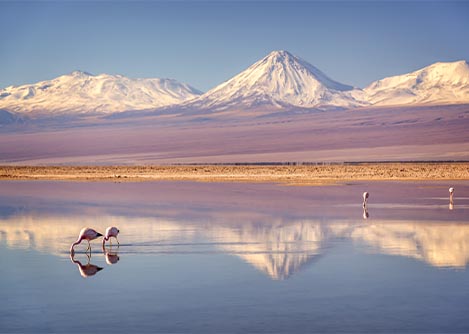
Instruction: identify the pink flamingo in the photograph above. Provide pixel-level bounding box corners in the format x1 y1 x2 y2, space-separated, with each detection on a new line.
70 227 103 254
449 187 455 210
102 226 120 247
363 191 369 208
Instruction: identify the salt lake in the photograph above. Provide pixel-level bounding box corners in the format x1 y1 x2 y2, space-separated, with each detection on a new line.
1 180 469 333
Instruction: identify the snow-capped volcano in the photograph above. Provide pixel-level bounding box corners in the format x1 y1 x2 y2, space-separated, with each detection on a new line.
0 71 202 115
182 50 364 111
365 60 469 106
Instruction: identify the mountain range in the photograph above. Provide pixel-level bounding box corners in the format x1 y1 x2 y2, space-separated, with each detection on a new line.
1 50 469 119
364 60 469 106
0 71 201 116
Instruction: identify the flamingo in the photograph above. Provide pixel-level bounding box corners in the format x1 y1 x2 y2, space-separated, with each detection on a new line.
363 191 369 208
69 253 103 278
449 187 455 210
70 227 103 254
102 226 120 247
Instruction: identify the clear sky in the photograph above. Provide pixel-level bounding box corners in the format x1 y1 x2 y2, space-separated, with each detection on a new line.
1 1 468 91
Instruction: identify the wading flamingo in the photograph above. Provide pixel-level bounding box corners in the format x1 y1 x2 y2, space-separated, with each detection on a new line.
363 191 369 208
102 226 120 247
70 227 103 254
449 187 455 210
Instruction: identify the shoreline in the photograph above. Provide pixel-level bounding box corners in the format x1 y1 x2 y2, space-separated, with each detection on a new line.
1 163 468 185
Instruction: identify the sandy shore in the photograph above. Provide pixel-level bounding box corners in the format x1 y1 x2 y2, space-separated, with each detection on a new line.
0 163 468 185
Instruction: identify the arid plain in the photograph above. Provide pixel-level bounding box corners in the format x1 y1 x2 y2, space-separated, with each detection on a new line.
1 163 468 184
1 104 469 167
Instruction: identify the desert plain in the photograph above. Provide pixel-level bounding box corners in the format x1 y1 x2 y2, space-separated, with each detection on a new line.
1 163 468 185
1 104 469 185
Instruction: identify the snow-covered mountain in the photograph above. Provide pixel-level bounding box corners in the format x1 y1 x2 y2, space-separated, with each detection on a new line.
364 60 469 106
0 109 19 125
1 55 469 120
0 71 202 115
180 50 365 111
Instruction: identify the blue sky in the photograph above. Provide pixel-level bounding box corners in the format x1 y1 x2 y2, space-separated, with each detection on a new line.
1 1 468 91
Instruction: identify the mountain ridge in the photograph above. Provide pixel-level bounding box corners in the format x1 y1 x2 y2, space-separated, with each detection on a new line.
364 60 469 106
1 52 469 118
0 71 202 115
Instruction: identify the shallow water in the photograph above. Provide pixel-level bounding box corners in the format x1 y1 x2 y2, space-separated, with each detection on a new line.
1 180 469 333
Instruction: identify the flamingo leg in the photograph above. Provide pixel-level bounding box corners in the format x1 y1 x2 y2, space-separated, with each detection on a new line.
110 239 112 246
86 241 91 253
115 236 120 246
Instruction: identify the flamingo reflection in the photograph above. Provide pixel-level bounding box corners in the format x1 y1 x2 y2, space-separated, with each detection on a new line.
69 252 103 278
104 248 120 265
363 206 369 219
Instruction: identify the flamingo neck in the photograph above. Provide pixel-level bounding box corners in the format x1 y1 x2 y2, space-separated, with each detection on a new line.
70 239 81 252
70 255 80 265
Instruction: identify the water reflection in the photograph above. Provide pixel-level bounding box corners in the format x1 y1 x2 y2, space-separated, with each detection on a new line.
210 222 323 280
1 180 469 333
363 206 369 219
2 213 469 279
104 247 120 265
351 222 469 268
70 252 104 278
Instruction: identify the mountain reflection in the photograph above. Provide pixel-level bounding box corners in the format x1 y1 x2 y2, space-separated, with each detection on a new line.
2 214 469 279
351 222 469 268
210 222 324 280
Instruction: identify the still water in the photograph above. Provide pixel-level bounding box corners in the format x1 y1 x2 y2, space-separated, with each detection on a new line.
1 180 469 333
